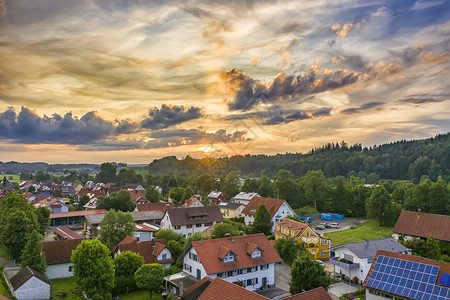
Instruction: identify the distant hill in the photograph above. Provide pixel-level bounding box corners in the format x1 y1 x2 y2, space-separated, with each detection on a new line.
148 133 450 182
0 162 99 173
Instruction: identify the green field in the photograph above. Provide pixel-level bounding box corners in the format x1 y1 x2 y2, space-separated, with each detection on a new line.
51 278 83 300
123 166 148 177
325 220 393 246
1 174 20 183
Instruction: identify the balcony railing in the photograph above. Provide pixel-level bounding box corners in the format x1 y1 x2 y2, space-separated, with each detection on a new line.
330 257 359 269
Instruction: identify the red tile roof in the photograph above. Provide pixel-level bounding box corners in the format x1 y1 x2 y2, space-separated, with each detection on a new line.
393 211 450 241
113 237 173 265
129 190 147 202
189 233 281 275
42 239 84 265
77 190 105 197
181 277 212 300
281 286 332 300
198 278 269 300
363 250 450 288
241 197 286 217
183 196 200 208
50 209 107 219
50 226 84 240
136 202 174 214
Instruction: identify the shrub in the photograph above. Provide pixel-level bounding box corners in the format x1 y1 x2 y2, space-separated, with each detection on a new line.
352 276 359 284
112 275 138 296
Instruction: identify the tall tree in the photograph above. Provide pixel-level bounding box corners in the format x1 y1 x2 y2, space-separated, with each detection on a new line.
330 179 350 214
135 264 164 298
300 170 331 212
274 238 307 265
184 232 210 248
145 186 161 203
169 187 185 204
35 207 51 234
98 189 136 212
113 251 144 277
429 178 450 215
0 192 39 259
221 171 240 199
99 210 135 249
257 176 273 197
290 253 330 294
241 178 259 193
21 230 47 274
78 194 91 210
155 229 183 242
253 204 273 235
273 170 303 209
182 186 194 202
211 223 240 238
365 185 400 226
71 240 115 297
96 162 117 183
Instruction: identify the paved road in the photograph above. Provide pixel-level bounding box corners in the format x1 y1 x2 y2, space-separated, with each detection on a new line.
275 262 291 292
328 282 359 298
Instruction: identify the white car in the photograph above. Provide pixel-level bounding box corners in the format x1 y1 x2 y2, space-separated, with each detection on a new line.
315 260 325 267
329 222 340 228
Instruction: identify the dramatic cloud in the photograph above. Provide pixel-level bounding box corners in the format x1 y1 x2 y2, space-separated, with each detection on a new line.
147 128 250 149
412 0 444 10
221 63 360 111
141 105 203 130
396 94 449 105
331 19 364 38
341 102 384 115
0 107 137 144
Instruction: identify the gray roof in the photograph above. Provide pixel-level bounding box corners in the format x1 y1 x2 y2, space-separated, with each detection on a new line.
85 211 163 225
219 202 245 210
207 191 225 198
331 238 409 259
166 206 224 226
233 192 260 200
9 266 50 291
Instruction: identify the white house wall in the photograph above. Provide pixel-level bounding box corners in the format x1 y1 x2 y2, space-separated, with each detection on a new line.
271 203 295 232
157 248 172 269
332 248 370 283
183 247 207 279
161 213 214 238
133 231 153 242
47 263 74 279
13 277 50 300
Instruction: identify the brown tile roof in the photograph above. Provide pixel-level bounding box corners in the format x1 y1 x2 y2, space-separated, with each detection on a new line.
183 197 198 208
42 239 84 265
77 190 106 197
393 211 450 241
166 206 224 227
9 266 50 291
281 286 332 300
136 202 174 214
129 190 147 202
189 233 281 275
363 250 450 287
277 218 308 231
112 237 173 265
50 209 107 219
181 277 212 300
241 197 286 217
50 226 84 240
198 277 269 300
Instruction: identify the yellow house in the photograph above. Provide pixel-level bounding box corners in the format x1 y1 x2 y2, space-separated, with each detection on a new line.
274 218 331 260
219 202 246 219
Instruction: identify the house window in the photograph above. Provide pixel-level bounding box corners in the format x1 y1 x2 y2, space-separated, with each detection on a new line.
306 231 310 237
174 225 180 230
192 254 198 262
184 264 192 272
322 240 328 245
217 272 223 278
69 266 73 272
320 251 324 257
187 224 192 228
260 264 268 270
227 270 236 277
196 224 202 227
223 252 234 263
162 254 167 260
252 249 261 258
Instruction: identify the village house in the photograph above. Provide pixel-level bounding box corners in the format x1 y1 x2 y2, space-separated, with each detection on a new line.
5 266 51 300
160 206 224 238
179 233 281 291
49 226 84 240
33 197 69 213
274 218 331 260
113 236 173 268
183 196 204 208
392 210 450 242
135 202 174 214
42 239 84 279
242 197 295 232
207 191 228 205
50 209 108 227
330 238 410 283
232 192 260 205
363 250 450 299
219 202 246 219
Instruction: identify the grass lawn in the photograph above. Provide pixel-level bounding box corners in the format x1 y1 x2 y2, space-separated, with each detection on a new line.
51 277 83 300
325 220 393 246
1 174 20 183
118 290 160 300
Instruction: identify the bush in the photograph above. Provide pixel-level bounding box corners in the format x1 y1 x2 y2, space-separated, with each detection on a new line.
112 275 138 296
352 276 359 284
164 265 182 277
266 235 275 240
104 292 112 300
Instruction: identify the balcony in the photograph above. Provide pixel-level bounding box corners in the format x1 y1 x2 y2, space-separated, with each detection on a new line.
330 257 359 270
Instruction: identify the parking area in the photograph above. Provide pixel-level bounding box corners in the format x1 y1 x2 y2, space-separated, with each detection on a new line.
306 215 368 234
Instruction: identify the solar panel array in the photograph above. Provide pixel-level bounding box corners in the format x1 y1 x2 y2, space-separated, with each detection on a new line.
365 255 450 300
440 273 450 288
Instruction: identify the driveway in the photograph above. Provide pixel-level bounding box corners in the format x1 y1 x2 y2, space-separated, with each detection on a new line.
328 282 358 298
275 262 291 292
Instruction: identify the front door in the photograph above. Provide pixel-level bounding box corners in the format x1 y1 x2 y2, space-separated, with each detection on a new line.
196 268 201 279
262 277 267 288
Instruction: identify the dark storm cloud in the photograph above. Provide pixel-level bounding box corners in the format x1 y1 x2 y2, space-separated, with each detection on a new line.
341 101 384 115
0 106 137 144
396 93 449 105
141 104 203 130
221 66 360 111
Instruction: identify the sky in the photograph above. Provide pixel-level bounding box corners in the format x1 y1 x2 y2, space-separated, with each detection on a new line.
0 0 449 164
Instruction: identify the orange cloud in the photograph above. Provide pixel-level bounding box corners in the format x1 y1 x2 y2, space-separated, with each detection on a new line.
252 57 260 65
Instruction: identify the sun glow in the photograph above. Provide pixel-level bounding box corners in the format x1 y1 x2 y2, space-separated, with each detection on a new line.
198 145 217 156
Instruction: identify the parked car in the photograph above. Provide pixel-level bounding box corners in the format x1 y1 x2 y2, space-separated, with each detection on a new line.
315 224 325 230
324 223 332 228
329 222 340 228
315 260 325 267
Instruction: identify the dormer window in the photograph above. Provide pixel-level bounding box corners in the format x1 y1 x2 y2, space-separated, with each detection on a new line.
252 249 261 258
223 252 235 263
